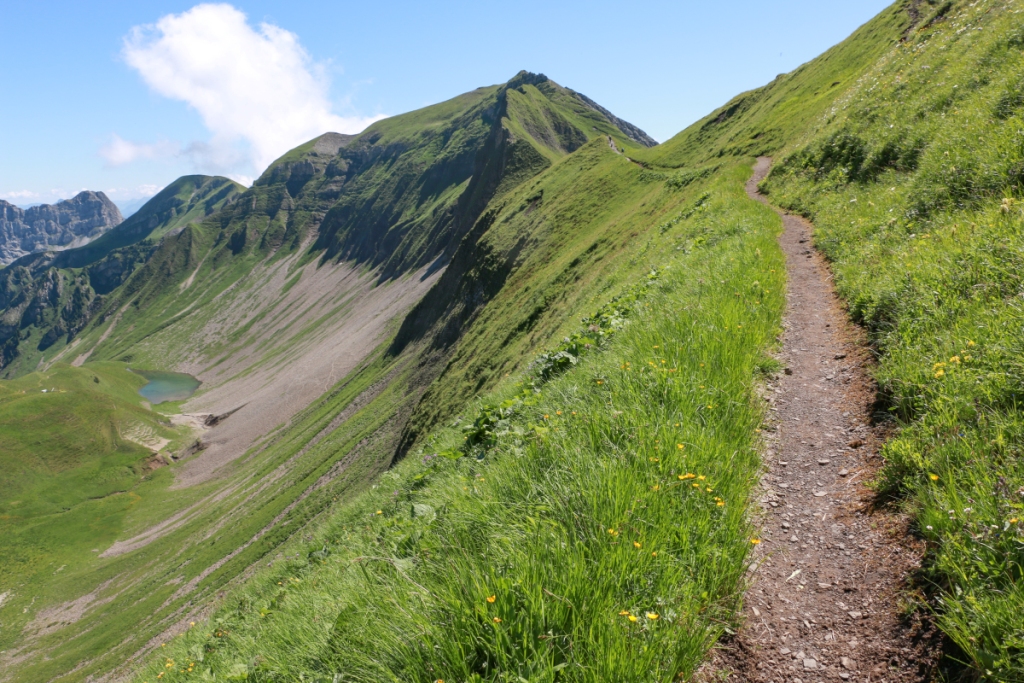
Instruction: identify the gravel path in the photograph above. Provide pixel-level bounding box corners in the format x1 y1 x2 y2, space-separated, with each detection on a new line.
709 158 941 683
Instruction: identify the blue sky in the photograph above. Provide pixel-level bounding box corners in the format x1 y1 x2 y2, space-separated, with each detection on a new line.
1 1 892 212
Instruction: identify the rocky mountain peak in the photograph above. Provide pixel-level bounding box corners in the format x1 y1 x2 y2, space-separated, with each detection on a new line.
0 191 123 266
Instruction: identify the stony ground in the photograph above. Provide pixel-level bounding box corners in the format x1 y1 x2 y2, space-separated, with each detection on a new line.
707 158 943 683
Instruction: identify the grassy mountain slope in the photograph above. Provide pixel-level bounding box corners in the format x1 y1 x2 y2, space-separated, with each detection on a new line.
132 161 785 683
0 362 185 589
57 72 652 487
0 176 243 377
121 6 931 673
134 1 1024 680
16 1 1024 676
0 74 664 683
759 1 1024 675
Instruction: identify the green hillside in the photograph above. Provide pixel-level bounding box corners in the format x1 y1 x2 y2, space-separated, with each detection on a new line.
0 176 243 377
0 73 669 682
6 0 1024 680
0 362 188 612
761 2 1024 674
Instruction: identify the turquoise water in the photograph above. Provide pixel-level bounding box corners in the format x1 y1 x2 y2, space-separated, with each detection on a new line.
133 370 201 404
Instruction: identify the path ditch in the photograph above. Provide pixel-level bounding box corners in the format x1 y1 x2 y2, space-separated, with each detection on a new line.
707 158 942 683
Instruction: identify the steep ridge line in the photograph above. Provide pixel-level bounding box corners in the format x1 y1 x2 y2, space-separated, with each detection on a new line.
710 158 941 682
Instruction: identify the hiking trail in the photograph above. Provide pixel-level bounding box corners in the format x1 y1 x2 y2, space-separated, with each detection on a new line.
708 158 941 683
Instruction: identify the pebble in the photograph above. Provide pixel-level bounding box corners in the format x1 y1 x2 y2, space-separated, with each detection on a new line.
780 647 791 655
841 657 857 670
840 673 850 680
803 658 818 670
848 439 864 448
814 491 827 497
818 459 830 465
838 468 849 476
848 610 863 619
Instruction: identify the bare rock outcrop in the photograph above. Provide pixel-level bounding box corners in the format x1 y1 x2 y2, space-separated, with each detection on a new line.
0 191 123 266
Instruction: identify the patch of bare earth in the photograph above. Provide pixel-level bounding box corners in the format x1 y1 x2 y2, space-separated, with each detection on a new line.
705 159 941 682
137 250 443 488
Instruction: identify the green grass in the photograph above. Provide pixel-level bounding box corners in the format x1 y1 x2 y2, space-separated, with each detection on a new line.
0 345 421 682
18 3 1024 677
0 362 183 652
760 1 1024 676
0 71 675 683
130 161 787 682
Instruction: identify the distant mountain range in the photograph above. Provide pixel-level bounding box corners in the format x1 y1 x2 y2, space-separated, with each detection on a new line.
0 192 122 266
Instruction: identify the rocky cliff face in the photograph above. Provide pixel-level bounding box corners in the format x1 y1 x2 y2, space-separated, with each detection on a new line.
0 192 123 266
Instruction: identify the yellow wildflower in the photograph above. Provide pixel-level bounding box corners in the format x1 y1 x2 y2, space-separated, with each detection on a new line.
697 475 706 480
967 340 976 347
950 356 961 364
376 510 383 515
717 501 725 507
652 485 661 491
493 617 502 623
750 538 761 545
628 615 638 622
677 443 685 450
608 528 618 536
619 610 631 616
634 541 642 549
929 474 939 481
651 551 658 557
487 595 496 603
646 612 659 620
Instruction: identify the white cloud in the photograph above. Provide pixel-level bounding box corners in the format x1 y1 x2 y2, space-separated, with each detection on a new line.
1 190 41 201
102 184 165 201
99 134 179 166
120 3 385 177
